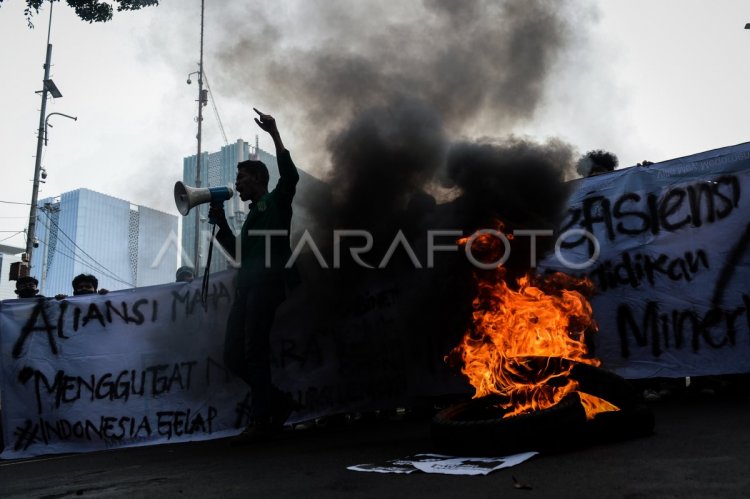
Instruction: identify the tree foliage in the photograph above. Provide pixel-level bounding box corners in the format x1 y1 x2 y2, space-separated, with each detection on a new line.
0 0 159 27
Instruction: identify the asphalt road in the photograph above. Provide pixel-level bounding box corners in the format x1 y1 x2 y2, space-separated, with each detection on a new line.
1 395 749 499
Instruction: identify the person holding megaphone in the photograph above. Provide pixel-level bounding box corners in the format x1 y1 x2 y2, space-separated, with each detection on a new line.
208 108 301 444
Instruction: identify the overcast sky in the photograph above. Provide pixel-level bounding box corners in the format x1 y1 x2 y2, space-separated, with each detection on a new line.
2 0 750 251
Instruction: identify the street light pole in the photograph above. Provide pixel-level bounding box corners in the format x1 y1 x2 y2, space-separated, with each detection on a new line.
45 112 78 145
25 1 55 273
193 0 207 274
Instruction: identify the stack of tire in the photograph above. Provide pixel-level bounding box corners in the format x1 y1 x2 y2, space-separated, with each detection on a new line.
432 360 654 456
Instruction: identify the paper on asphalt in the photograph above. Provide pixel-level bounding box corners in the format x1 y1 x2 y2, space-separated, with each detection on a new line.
348 451 538 475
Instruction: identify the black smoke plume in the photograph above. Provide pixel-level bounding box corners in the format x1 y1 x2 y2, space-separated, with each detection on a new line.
206 0 589 353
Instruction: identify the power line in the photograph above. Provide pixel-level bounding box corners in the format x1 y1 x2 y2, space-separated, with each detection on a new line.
40 210 134 287
38 210 134 287
38 215 135 288
34 238 128 291
37 214 113 281
203 69 229 146
0 200 31 205
0 231 24 243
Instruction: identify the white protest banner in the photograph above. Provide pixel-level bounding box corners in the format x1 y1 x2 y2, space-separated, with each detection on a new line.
542 142 750 379
0 273 251 459
0 269 428 459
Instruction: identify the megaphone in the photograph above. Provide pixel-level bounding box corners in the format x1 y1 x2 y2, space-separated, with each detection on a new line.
174 181 234 224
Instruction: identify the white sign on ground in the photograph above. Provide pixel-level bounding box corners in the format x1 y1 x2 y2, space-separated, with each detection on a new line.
347 451 538 475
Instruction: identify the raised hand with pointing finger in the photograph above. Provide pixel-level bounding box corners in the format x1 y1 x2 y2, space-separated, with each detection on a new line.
253 107 285 151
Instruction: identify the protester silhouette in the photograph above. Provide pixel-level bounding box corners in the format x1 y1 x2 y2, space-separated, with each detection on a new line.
209 108 301 444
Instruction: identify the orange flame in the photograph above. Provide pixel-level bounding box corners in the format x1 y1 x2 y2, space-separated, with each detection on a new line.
450 224 618 420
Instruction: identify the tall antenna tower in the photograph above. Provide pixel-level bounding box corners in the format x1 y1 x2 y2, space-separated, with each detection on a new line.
192 0 207 272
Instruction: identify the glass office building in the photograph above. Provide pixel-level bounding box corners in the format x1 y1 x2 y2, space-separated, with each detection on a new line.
31 188 178 297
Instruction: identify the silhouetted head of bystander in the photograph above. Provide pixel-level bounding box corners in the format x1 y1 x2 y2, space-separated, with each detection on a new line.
15 276 39 299
72 274 98 295
176 266 195 283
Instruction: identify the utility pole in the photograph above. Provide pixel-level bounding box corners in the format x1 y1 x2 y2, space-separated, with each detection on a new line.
193 0 207 274
24 2 76 279
25 1 55 274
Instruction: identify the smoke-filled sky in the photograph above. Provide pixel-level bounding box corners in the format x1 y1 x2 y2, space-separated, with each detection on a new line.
2 0 750 251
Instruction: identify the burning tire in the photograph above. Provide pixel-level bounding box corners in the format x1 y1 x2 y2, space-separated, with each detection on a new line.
431 392 587 456
569 362 639 411
431 361 652 455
